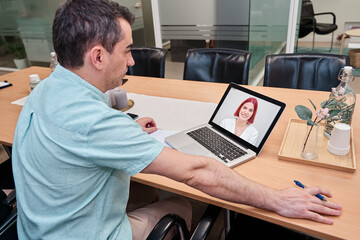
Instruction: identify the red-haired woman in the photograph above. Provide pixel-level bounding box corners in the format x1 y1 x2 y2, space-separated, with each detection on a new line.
220 97 259 145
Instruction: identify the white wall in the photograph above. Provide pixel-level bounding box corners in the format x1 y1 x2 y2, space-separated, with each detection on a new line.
299 0 360 42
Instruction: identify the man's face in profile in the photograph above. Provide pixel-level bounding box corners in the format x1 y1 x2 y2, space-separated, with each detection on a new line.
104 18 134 91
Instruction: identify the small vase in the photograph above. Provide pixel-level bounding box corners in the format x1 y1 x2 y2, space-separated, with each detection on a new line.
301 124 319 160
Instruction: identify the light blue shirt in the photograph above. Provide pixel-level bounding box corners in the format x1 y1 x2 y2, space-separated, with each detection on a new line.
12 65 164 239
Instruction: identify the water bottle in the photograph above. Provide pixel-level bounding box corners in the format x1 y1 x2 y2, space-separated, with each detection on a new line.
49 52 59 72
323 66 356 138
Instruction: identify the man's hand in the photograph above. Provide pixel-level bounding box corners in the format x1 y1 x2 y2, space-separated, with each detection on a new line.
273 187 342 224
136 117 157 134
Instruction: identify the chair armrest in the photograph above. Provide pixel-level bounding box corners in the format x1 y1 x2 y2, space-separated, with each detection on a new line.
147 204 222 240
147 213 190 240
314 12 336 24
190 205 222 240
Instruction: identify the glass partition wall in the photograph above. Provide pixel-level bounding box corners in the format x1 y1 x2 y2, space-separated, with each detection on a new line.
0 0 298 86
248 0 292 85
0 0 149 70
156 0 295 85
0 0 63 70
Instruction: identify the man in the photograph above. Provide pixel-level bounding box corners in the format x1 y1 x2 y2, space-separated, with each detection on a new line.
12 0 342 239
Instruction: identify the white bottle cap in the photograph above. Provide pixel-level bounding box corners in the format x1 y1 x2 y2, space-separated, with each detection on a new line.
344 66 352 72
50 52 56 57
29 74 41 83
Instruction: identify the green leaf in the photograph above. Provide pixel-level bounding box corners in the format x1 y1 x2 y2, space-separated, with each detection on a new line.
307 119 317 126
321 100 329 108
326 103 338 109
295 105 312 120
328 109 341 118
308 99 316 111
323 99 341 109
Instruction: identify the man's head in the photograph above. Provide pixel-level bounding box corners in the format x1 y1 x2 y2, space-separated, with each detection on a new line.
53 0 134 69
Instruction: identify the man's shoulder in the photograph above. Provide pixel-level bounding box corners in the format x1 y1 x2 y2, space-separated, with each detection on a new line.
27 79 111 135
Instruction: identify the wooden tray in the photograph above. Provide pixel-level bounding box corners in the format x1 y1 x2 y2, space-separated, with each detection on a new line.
278 118 356 172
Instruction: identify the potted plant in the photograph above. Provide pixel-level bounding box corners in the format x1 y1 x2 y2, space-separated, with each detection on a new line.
2 37 29 69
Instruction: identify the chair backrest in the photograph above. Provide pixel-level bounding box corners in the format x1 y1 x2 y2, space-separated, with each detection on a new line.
127 47 168 78
299 0 315 38
301 0 314 23
183 48 252 85
263 53 350 91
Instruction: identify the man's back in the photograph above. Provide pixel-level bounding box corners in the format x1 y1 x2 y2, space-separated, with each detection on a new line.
12 66 163 239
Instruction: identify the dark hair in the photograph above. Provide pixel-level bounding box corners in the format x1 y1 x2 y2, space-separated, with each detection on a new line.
52 0 134 68
234 97 258 124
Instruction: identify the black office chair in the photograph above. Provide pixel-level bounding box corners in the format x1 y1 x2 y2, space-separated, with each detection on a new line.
147 204 221 240
297 0 337 52
183 48 252 85
0 190 17 240
127 47 168 78
263 53 349 91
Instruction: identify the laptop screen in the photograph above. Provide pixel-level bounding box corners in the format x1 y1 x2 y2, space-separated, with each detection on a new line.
209 83 286 155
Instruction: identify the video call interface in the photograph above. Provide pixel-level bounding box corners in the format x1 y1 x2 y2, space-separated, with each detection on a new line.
212 87 282 148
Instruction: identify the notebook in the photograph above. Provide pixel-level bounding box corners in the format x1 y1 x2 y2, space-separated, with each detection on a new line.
165 83 286 168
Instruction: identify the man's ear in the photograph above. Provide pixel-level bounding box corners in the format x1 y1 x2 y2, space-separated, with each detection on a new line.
89 45 107 70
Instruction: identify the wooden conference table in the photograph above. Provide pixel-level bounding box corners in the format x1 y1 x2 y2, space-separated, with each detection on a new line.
1 67 359 240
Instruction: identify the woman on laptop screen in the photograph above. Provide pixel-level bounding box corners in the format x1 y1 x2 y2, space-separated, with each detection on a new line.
220 97 259 145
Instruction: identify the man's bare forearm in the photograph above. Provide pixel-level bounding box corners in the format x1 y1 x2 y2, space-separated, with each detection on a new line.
143 147 278 211
183 154 278 211
142 147 342 224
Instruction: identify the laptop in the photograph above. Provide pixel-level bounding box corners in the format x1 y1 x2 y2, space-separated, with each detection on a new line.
165 83 286 168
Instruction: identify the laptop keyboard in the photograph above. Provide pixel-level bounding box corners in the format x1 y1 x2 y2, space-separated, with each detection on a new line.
186 127 247 163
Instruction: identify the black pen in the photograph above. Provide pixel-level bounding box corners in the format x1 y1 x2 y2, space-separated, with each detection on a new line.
294 180 327 202
0 80 12 89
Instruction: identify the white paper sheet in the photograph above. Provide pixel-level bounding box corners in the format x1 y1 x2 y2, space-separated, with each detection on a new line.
11 96 28 106
125 93 217 131
149 129 179 147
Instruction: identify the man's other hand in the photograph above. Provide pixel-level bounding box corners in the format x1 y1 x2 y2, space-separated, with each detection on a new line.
136 117 157 134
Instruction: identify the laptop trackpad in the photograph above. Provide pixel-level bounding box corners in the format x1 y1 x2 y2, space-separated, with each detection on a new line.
179 143 210 156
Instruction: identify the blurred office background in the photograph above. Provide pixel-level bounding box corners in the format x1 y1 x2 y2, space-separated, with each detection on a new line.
0 0 359 85
1 1 359 238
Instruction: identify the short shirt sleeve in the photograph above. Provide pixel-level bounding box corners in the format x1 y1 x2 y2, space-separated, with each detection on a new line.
86 111 164 176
